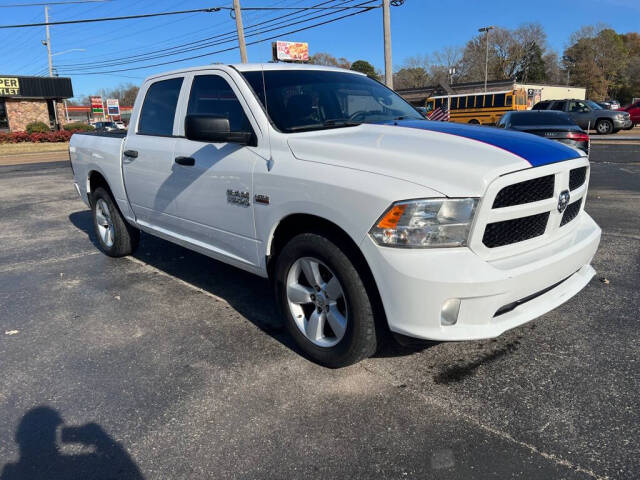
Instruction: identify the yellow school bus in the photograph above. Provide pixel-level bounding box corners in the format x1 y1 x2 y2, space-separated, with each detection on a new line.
426 89 528 125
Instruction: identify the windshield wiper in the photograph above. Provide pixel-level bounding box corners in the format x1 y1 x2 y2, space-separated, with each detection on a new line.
286 120 362 132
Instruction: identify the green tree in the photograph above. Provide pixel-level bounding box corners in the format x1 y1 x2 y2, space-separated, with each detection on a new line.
515 42 547 82
350 60 377 78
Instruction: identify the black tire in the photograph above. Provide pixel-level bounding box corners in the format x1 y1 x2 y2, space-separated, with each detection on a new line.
468 119 480 125
596 119 614 135
274 233 377 368
90 187 139 257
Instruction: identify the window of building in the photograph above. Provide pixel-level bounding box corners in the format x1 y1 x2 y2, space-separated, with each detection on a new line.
47 100 56 126
0 99 8 130
138 77 183 136
187 75 251 132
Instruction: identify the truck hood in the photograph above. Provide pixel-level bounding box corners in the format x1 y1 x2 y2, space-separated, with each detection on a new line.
287 120 583 197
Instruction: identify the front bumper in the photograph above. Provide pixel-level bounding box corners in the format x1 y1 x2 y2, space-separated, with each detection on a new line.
361 212 601 341
613 117 630 129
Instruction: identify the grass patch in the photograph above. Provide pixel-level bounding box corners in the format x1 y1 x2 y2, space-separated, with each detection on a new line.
0 142 70 155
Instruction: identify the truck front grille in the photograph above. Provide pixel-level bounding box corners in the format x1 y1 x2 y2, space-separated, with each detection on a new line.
492 175 554 208
561 199 582 226
471 159 590 254
482 212 549 248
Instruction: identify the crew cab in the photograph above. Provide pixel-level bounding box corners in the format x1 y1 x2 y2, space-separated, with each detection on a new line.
70 64 601 367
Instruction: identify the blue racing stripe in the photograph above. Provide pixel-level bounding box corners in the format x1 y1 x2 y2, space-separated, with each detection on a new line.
381 119 583 167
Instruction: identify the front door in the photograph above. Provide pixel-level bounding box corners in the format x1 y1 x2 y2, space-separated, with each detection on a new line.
171 71 261 269
122 76 185 232
567 100 592 129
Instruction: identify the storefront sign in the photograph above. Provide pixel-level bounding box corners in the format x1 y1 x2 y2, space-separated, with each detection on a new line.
0 77 20 96
272 41 309 62
106 98 120 116
90 96 103 114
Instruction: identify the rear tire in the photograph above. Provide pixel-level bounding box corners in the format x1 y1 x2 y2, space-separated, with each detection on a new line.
468 119 480 125
90 187 139 257
596 119 613 135
274 233 377 368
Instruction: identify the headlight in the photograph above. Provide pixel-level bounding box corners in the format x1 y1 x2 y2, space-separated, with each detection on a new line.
369 198 478 248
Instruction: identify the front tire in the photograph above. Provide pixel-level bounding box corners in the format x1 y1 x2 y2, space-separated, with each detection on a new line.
596 119 613 135
91 187 139 257
274 233 377 368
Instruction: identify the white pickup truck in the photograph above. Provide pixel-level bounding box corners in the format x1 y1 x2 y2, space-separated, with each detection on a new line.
70 63 601 367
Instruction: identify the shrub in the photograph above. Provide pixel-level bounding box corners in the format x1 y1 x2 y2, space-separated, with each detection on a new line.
0 130 74 143
25 121 51 134
63 122 94 132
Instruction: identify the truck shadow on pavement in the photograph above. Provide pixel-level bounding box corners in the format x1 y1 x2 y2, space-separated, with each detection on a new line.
1 406 143 480
69 209 436 361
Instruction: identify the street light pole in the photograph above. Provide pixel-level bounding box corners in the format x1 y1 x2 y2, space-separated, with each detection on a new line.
478 26 494 92
382 0 393 89
45 5 53 77
233 0 248 63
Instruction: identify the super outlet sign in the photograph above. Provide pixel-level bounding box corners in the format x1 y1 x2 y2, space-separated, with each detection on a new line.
0 77 20 96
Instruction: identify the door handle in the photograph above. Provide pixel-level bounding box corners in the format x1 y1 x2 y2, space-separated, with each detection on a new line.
123 150 138 158
175 156 195 166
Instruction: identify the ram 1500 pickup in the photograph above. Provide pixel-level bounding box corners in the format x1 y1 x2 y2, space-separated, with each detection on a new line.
70 64 601 367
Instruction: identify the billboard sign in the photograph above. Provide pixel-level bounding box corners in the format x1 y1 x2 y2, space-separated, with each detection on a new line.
90 96 103 114
106 98 120 116
273 41 309 62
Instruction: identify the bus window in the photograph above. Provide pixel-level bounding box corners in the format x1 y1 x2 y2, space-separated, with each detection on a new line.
435 98 442 108
506 95 512 106
474 96 480 108
450 98 457 110
484 94 493 107
459 96 467 109
494 93 506 107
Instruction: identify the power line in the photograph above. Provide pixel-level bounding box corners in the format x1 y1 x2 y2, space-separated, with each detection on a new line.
56 0 367 69
58 4 379 75
0 0 111 7
0 6 222 29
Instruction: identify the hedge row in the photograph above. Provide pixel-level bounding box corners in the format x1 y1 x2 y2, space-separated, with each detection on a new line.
0 130 79 143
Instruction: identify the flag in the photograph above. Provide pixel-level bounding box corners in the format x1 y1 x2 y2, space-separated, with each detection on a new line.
427 105 450 122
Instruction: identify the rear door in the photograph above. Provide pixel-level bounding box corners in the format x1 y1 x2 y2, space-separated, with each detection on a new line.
122 75 185 231
171 70 263 269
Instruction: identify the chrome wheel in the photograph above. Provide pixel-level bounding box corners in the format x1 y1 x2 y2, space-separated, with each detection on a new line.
286 257 348 348
597 120 612 134
94 198 115 248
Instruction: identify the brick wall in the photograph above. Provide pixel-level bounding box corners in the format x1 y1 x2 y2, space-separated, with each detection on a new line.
56 101 68 127
5 99 49 132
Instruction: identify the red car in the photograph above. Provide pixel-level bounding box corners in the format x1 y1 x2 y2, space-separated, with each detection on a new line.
618 100 640 127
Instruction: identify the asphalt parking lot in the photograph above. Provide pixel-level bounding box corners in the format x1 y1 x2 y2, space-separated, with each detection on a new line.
0 144 638 479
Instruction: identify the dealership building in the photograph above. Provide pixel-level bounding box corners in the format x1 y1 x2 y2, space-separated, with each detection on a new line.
0 75 73 132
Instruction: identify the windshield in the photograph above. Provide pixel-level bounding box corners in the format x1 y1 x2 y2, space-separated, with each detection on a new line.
585 100 603 110
242 69 424 132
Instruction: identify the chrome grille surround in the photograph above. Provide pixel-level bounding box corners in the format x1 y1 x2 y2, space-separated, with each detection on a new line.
469 157 590 260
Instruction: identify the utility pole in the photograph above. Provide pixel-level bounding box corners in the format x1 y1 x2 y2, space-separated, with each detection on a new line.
45 5 53 76
478 26 494 92
233 0 248 63
382 0 392 89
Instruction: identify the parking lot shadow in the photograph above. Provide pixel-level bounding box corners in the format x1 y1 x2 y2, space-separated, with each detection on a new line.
68 209 432 360
1 406 143 480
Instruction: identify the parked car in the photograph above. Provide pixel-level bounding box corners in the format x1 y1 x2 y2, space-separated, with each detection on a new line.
69 64 600 367
415 106 428 117
596 102 613 110
618 100 640 127
114 121 126 129
92 121 122 132
532 99 632 134
496 111 589 154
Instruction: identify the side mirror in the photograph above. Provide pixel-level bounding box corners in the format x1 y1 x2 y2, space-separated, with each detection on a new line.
185 114 253 145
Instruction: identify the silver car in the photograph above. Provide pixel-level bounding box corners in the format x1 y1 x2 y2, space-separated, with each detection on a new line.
532 99 632 134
